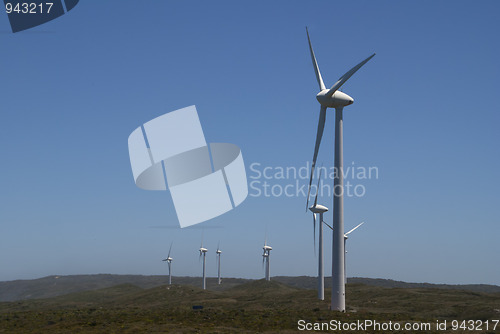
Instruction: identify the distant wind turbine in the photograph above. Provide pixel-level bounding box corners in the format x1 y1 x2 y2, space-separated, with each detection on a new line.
216 242 222 285
262 237 272 281
199 238 208 290
162 242 173 285
323 221 365 284
305 27 375 311
344 222 364 284
309 169 328 300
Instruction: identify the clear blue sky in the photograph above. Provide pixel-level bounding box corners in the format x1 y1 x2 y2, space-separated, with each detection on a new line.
1 1 499 285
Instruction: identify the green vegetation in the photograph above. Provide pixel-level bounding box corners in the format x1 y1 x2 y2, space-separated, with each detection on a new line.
1 278 499 333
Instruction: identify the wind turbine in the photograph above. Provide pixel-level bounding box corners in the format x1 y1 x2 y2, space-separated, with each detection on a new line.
344 222 364 284
323 221 365 285
309 168 328 300
162 242 173 285
216 242 222 285
305 27 375 311
262 238 272 281
199 239 208 290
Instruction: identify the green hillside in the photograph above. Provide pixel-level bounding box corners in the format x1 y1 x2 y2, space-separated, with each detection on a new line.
3 274 499 303
1 279 499 333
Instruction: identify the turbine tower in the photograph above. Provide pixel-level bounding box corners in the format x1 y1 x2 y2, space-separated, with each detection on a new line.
262 252 268 280
309 169 328 300
344 222 364 284
262 238 272 281
216 242 222 285
162 242 173 285
199 240 208 290
305 27 375 311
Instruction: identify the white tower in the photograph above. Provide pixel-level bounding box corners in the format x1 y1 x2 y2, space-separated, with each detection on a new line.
216 243 222 285
262 240 272 281
309 204 328 300
199 244 208 290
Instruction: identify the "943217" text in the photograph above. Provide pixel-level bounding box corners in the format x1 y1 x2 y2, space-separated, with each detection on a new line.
5 2 54 14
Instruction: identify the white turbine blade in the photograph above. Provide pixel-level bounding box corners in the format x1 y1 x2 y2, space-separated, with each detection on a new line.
306 27 326 91
313 166 323 207
306 105 327 210
323 220 333 231
312 213 316 256
325 53 376 98
345 222 364 236
167 241 173 258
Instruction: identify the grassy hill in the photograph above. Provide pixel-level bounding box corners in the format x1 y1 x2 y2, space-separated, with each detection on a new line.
0 278 499 333
2 274 499 303
0 275 251 302
273 276 500 294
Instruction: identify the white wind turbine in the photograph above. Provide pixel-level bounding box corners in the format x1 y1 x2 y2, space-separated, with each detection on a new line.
199 238 208 290
305 27 375 311
323 221 365 284
344 222 364 284
309 168 328 300
216 242 222 285
162 242 173 285
262 238 272 281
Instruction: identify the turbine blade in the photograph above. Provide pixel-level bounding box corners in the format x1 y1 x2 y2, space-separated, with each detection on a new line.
323 220 333 231
200 229 204 249
326 53 376 98
306 27 326 91
313 213 316 256
345 222 364 236
313 166 323 207
167 241 173 258
306 106 327 210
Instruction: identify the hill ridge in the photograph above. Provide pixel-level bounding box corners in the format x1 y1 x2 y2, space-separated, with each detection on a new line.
1 274 499 302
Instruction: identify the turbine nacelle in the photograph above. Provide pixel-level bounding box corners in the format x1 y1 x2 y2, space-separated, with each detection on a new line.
199 247 208 253
316 90 354 108
309 204 328 214
263 245 272 251
216 249 222 254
